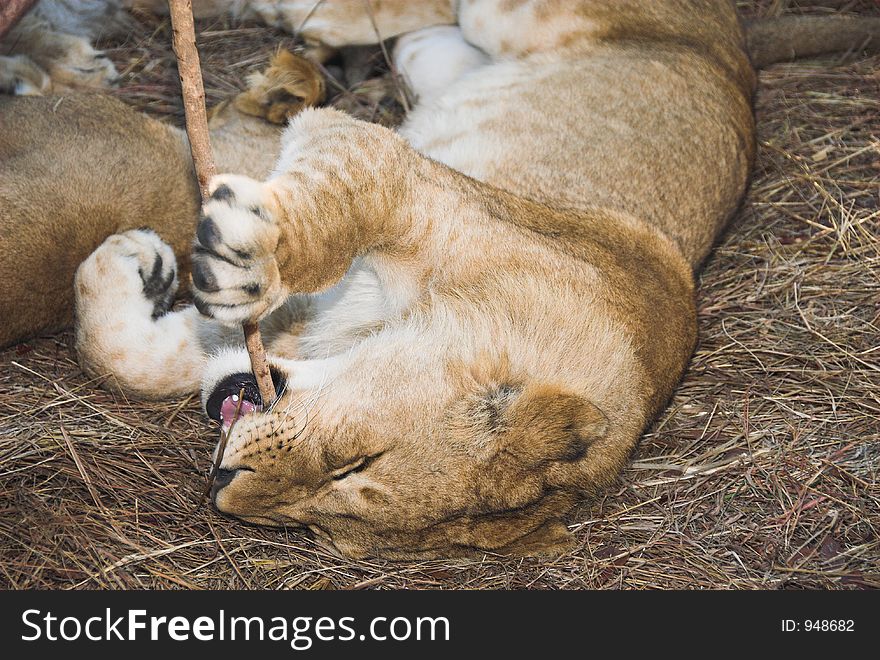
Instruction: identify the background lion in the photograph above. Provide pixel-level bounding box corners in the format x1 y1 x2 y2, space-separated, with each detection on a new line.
0 48 323 348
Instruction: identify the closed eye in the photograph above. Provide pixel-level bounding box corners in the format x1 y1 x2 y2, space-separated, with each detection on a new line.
330 453 383 481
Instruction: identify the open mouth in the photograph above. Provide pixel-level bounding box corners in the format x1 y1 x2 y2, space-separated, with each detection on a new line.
205 370 286 431
219 393 259 429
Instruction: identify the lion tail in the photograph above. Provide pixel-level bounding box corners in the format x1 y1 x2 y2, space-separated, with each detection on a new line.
745 15 880 69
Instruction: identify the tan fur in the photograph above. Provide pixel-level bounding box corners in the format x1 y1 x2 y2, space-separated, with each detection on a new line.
746 15 880 68
247 0 455 46
69 0 733 558
0 51 322 348
233 49 325 124
188 110 695 558
64 1 880 558
0 94 199 347
0 1 128 95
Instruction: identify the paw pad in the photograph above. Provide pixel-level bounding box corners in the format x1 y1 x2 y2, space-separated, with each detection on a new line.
189 175 283 325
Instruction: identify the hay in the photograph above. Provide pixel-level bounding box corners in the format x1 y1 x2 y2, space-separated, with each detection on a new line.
98 11 407 127
0 2 877 589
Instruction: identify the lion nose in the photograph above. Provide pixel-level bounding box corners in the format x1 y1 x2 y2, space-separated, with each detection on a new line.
211 468 241 500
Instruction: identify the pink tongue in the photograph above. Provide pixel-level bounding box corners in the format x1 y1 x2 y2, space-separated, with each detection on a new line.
220 394 259 429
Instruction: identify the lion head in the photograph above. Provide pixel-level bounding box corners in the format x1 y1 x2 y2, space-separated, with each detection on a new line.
201 356 613 560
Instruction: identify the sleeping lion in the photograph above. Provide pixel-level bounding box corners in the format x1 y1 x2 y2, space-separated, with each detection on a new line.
60 1 880 558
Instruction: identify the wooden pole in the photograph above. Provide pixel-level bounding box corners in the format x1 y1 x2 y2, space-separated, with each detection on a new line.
167 0 277 406
0 0 38 40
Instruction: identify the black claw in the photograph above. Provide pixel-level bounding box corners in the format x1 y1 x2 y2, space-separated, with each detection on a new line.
211 184 235 202
151 293 173 320
232 247 252 261
193 295 212 317
193 244 238 268
139 253 176 318
249 206 270 222
196 215 221 250
191 257 219 293
140 254 165 299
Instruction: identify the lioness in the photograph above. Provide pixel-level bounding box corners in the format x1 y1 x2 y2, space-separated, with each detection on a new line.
68 1 880 558
0 0 128 94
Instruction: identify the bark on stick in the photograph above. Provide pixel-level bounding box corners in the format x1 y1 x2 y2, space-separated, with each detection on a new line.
167 0 277 405
0 0 38 40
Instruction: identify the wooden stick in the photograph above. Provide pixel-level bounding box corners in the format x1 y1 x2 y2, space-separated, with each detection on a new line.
0 0 38 40
167 0 277 406
244 321 275 404
168 0 214 199
196 388 244 508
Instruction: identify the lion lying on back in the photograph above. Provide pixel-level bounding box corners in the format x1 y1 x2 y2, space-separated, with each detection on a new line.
3 1 878 559
65 1 880 559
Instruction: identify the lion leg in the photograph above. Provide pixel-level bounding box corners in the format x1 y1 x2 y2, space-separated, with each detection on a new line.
247 0 455 46
1 15 118 92
74 230 222 398
0 55 50 95
393 25 489 103
188 106 534 330
189 108 437 327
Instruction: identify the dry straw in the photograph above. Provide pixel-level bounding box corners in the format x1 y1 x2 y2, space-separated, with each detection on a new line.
0 2 877 588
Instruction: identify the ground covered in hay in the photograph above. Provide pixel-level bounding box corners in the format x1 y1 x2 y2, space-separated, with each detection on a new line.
1 1 878 589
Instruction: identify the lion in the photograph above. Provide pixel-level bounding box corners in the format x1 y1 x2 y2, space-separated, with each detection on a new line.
0 49 324 348
51 1 880 558
6 0 877 94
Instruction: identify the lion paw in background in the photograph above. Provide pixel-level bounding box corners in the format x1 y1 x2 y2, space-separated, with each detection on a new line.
0 0 131 94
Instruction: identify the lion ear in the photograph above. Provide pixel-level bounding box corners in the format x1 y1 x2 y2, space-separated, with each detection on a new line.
498 384 609 466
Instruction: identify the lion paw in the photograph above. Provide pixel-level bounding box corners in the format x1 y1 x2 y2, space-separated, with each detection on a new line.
76 229 178 320
191 175 286 326
0 55 51 95
46 38 118 90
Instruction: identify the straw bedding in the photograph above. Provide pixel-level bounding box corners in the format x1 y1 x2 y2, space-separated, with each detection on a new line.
0 1 877 589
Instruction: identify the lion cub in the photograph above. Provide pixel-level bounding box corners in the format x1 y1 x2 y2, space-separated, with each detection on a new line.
73 1 880 559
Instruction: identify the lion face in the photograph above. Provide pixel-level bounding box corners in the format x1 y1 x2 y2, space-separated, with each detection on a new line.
203 364 611 559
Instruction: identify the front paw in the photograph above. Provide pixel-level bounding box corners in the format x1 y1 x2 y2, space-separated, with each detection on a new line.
48 40 119 89
191 175 287 325
0 55 51 95
76 229 178 318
